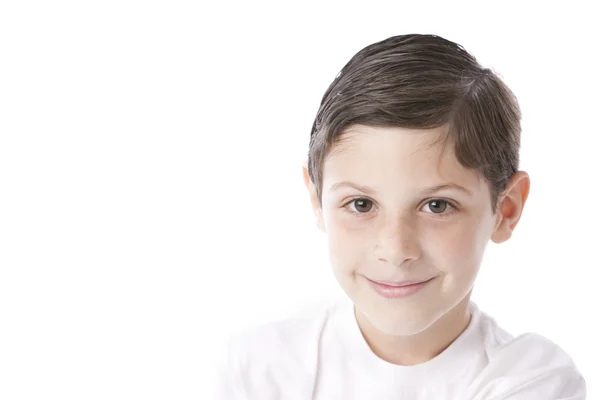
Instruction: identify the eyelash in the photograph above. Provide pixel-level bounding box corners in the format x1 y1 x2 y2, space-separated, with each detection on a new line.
342 197 458 219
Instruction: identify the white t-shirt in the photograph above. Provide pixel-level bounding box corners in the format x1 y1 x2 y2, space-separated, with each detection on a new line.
213 298 586 399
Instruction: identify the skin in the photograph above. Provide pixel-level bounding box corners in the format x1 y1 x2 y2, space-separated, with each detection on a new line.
302 124 530 366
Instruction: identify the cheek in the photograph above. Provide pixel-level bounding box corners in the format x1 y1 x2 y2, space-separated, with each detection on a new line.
425 217 491 275
432 218 489 291
324 212 370 270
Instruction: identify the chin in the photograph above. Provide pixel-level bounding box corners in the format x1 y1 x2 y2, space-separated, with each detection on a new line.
349 281 453 337
357 300 442 336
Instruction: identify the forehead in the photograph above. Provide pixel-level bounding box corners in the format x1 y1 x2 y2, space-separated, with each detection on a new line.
323 124 482 190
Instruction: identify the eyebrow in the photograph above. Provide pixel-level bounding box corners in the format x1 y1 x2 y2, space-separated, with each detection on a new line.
329 181 473 196
422 183 473 196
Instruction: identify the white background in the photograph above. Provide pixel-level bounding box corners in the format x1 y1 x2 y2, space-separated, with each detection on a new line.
1 1 598 398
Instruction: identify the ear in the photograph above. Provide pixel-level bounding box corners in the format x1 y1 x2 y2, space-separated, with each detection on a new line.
302 161 325 232
491 171 531 244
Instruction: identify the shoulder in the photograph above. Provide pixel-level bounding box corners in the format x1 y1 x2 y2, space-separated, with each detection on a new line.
469 308 586 399
213 300 337 398
234 300 334 359
477 308 581 373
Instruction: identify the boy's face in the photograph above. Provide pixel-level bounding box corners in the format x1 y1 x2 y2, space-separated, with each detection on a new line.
305 124 513 336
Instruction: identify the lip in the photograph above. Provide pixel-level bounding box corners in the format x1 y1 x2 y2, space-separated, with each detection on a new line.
365 276 434 299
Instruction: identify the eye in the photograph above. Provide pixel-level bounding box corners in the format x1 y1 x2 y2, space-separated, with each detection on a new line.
347 198 374 213
422 199 453 214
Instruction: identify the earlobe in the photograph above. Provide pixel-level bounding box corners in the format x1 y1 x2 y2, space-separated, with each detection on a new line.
491 171 530 244
302 161 311 190
302 162 326 232
315 211 325 232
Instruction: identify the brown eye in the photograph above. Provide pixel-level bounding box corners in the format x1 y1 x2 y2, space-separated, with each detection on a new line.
425 200 448 214
351 198 373 213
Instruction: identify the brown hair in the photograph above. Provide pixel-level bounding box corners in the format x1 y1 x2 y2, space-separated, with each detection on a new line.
307 34 521 213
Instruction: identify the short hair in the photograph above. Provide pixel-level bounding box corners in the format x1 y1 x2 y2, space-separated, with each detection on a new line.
307 34 521 213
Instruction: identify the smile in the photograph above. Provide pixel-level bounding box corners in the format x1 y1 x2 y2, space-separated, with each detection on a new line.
365 276 435 299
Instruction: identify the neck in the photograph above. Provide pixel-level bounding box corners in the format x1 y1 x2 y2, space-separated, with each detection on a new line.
354 295 472 366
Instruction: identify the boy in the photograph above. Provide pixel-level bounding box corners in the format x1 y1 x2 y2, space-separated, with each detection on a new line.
214 34 586 399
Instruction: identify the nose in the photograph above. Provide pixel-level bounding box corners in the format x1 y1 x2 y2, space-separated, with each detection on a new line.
374 217 421 267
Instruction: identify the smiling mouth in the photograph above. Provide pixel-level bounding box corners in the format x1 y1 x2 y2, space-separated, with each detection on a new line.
365 276 435 298
369 278 433 287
